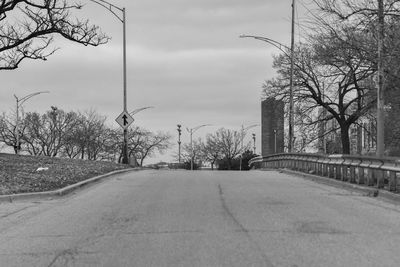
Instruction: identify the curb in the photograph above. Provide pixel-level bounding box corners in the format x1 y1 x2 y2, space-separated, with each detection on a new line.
0 168 138 203
278 168 400 203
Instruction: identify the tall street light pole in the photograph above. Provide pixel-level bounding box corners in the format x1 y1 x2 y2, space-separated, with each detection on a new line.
177 124 182 163
376 0 385 157
187 124 211 171
88 0 129 163
14 91 49 154
289 0 295 153
239 124 259 171
240 0 296 152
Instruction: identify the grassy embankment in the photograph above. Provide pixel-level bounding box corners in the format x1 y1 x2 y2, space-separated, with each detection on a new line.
0 153 130 195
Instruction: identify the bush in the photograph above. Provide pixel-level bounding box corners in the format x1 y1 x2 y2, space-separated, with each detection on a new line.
217 150 259 171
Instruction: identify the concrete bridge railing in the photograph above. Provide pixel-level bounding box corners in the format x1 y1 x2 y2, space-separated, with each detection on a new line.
249 153 400 193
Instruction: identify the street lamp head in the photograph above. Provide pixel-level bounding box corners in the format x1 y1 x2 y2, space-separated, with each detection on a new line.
129 106 154 116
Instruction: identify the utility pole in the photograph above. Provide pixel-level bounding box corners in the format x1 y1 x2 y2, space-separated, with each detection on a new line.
376 0 385 157
288 0 295 152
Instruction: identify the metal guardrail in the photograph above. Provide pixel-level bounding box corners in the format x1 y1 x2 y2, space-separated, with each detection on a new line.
249 153 400 193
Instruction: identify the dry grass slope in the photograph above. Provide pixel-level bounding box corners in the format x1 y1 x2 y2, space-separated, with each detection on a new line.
0 153 130 195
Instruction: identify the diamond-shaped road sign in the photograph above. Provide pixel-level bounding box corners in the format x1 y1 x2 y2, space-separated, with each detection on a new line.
116 110 134 129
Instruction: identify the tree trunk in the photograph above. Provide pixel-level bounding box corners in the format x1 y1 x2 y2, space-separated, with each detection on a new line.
340 125 351 154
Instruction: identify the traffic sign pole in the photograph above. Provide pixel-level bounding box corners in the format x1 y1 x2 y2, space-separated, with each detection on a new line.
116 110 134 164
122 8 129 164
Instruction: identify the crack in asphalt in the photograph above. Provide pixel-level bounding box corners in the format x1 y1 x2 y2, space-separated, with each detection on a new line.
46 248 99 267
0 206 33 219
45 211 141 266
123 229 205 235
217 183 275 267
47 248 77 267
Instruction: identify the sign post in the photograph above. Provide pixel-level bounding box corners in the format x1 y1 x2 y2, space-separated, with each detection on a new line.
116 111 134 164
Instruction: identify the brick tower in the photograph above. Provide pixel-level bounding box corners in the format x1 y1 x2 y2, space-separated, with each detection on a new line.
261 98 285 156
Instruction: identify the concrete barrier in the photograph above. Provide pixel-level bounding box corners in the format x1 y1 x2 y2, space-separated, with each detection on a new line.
249 153 400 193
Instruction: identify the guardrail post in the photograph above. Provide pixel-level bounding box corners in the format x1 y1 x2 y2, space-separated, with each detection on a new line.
325 162 329 177
318 161 323 176
329 163 334 178
358 167 364 184
341 165 348 182
366 169 374 186
349 165 356 183
335 164 341 180
388 172 397 192
376 169 385 189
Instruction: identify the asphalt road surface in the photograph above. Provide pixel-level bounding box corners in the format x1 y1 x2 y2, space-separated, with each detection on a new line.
1 170 400 267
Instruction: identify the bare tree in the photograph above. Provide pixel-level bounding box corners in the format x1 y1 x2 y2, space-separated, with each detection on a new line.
64 109 107 160
208 128 243 170
23 107 79 156
0 0 109 70
202 134 221 170
263 0 393 155
265 41 376 154
111 127 172 166
312 0 400 155
135 131 172 166
178 138 204 167
0 111 22 153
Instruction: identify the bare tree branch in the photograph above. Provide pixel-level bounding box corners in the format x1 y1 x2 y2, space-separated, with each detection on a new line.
0 0 109 70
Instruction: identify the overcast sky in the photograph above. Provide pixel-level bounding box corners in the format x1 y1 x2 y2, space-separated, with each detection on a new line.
1 0 311 163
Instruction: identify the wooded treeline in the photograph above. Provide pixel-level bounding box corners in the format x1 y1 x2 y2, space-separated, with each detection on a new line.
0 107 172 165
178 127 257 170
263 0 400 155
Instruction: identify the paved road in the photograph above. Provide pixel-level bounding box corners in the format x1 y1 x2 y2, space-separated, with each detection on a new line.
1 170 400 267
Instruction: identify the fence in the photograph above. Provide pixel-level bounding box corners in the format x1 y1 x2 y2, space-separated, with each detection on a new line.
249 153 400 193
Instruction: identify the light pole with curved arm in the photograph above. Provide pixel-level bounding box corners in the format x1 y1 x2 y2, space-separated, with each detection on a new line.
239 124 259 170
14 91 50 154
187 124 211 171
240 33 294 153
240 1 295 153
87 0 130 163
